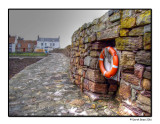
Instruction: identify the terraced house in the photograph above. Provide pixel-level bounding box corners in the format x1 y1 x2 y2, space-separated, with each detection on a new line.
16 40 37 52
35 35 60 52
9 36 18 52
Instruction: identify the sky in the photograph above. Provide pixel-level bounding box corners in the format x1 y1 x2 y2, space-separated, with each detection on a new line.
9 10 108 48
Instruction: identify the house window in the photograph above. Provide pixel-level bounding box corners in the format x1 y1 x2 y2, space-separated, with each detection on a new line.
9 44 12 47
45 43 47 47
28 43 31 48
53 43 55 46
18 43 21 48
50 43 52 46
41 43 43 46
9 48 12 52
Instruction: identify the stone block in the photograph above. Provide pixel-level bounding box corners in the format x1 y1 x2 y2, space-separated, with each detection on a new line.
109 12 121 22
122 10 135 18
140 91 151 98
88 80 108 94
88 33 96 42
120 29 129 36
84 50 90 57
85 68 106 83
108 10 114 16
91 42 107 50
84 56 91 66
144 24 151 33
119 80 131 99
135 50 151 65
108 83 118 92
77 68 84 76
120 66 134 74
75 57 80 64
137 102 151 114
83 79 89 91
107 21 120 29
75 79 80 85
144 33 151 50
136 10 151 26
142 79 151 90
121 17 136 28
85 43 91 50
131 88 137 101
122 73 141 86
143 70 151 79
120 51 135 66
89 58 99 69
99 12 109 23
92 18 99 25
97 26 120 41
90 51 101 57
129 27 144 36
79 58 84 66
137 94 151 106
115 36 143 50
134 64 145 79
93 23 106 32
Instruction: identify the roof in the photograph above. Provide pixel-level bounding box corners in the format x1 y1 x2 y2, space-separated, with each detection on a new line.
37 37 59 42
9 37 15 44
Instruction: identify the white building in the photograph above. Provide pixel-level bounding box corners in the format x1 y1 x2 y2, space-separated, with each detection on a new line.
35 36 60 52
9 35 18 53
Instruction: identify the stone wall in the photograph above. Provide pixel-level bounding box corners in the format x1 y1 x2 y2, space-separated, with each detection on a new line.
70 9 151 116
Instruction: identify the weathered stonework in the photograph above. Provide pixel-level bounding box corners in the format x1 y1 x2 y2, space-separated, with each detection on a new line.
85 69 106 83
142 79 151 90
144 33 151 50
136 10 151 26
121 17 136 28
135 50 151 65
134 64 145 79
115 37 143 50
129 27 144 36
119 79 131 99
90 51 101 57
70 9 151 116
120 29 129 36
122 73 141 86
97 26 120 41
120 51 135 66
109 12 121 22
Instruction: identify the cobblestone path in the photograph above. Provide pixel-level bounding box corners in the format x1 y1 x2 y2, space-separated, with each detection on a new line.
9 53 119 116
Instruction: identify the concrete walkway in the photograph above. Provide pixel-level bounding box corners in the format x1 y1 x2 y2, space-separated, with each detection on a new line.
9 53 119 116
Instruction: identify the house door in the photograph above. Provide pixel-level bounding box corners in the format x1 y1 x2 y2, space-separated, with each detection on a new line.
23 48 25 52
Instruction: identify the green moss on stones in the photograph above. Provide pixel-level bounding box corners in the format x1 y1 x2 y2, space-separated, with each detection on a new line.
129 27 144 36
121 17 136 28
120 29 129 36
136 10 151 26
144 33 151 50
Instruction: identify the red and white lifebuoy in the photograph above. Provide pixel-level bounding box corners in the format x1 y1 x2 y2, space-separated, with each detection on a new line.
99 47 119 78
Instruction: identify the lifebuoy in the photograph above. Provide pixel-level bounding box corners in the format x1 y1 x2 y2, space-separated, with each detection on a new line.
99 47 119 78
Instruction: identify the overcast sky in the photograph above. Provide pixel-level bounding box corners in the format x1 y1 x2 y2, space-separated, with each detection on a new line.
9 10 108 48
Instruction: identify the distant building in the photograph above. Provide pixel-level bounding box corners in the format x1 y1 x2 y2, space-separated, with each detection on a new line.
9 36 18 52
16 40 37 52
35 36 60 52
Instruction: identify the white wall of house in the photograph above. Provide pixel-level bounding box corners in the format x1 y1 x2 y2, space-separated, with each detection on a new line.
36 41 60 51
